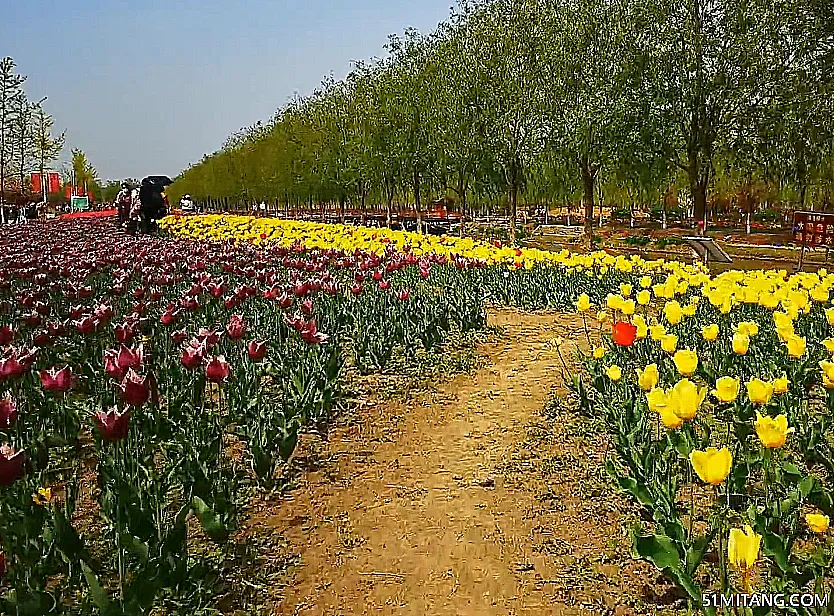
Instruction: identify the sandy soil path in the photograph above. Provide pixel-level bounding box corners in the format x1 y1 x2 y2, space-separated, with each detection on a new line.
245 309 664 616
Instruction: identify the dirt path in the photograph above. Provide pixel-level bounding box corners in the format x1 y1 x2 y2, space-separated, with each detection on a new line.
246 309 666 616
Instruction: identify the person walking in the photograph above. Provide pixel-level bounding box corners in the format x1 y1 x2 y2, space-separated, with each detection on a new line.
138 179 167 234
116 182 132 227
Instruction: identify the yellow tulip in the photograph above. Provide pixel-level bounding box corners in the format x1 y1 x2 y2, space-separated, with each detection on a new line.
806 513 830 534
673 350 698 376
810 286 829 303
646 387 669 414
690 447 732 485
636 290 651 306
826 307 834 326
575 293 591 312
728 525 761 573
682 303 697 317
664 300 683 325
713 376 740 403
620 283 633 297
820 360 834 388
637 364 659 391
633 315 648 339
701 324 719 342
597 310 610 324
593 346 606 360
640 275 652 289
772 374 789 394
649 324 666 340
785 334 807 359
755 412 792 448
732 333 750 355
661 334 678 353
620 299 636 316
823 338 834 353
746 378 774 405
659 406 685 429
774 311 794 330
606 365 622 381
670 378 706 420
735 321 759 337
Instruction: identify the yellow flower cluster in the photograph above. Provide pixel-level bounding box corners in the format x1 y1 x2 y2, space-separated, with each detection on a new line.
159 215 704 275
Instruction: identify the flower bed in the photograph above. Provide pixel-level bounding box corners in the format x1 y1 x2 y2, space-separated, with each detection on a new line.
2 214 831 613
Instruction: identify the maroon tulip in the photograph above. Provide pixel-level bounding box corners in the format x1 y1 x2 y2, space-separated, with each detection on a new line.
171 329 188 345
74 316 97 335
0 357 25 381
247 340 267 362
33 331 52 347
40 366 74 393
104 352 126 381
116 344 144 371
397 289 411 301
379 280 390 290
94 407 131 442
0 326 13 346
114 323 135 344
117 369 150 407
372 270 383 282
0 397 17 429
0 550 5 579
195 329 221 348
0 444 25 486
350 284 363 296
180 346 203 370
226 315 246 340
205 356 231 383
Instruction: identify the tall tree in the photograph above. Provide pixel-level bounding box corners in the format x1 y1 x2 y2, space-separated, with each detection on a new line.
0 58 26 204
32 103 65 201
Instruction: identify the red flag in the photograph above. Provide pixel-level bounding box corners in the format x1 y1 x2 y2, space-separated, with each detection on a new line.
31 173 42 194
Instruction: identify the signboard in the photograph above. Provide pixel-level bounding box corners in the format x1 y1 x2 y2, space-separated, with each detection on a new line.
30 172 61 196
71 196 89 212
792 211 834 247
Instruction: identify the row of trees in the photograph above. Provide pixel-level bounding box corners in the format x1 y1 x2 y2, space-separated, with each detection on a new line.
0 57 65 205
169 0 834 240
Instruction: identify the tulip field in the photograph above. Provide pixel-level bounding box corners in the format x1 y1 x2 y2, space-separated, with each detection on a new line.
0 213 832 614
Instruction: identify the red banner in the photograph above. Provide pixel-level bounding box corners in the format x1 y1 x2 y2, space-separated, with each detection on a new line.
48 173 60 194
31 173 42 194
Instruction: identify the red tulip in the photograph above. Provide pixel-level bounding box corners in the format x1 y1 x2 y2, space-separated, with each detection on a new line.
33 331 52 347
226 315 247 340
372 270 383 282
247 340 267 362
94 407 130 442
397 289 410 301
195 329 221 348
0 550 5 579
0 444 25 486
350 284 363 296
379 280 390 290
612 321 637 347
205 356 231 383
180 346 204 370
117 369 150 407
299 319 329 345
0 326 13 346
160 308 179 326
0 357 25 381
39 366 73 393
301 299 313 314
171 329 188 345
104 352 126 381
0 397 17 429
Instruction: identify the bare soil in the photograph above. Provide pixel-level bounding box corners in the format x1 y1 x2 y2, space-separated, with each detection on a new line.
231 308 679 616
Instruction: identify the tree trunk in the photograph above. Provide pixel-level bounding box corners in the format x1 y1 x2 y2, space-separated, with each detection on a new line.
801 184 809 211
580 159 596 249
414 168 422 234
508 158 519 246
339 195 346 224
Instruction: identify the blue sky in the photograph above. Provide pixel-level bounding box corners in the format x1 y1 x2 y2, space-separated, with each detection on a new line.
2 0 455 181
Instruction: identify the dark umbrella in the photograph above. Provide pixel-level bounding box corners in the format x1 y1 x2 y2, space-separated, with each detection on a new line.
142 176 173 187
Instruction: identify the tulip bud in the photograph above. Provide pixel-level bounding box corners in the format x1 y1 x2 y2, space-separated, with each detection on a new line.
247 340 268 362
226 315 247 341
0 444 26 486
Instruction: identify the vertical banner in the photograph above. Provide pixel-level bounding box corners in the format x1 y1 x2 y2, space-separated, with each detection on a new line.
65 185 72 199
31 173 43 194
48 173 61 194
